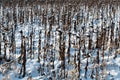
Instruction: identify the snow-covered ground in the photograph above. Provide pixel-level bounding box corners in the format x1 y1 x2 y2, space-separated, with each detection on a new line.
0 3 120 80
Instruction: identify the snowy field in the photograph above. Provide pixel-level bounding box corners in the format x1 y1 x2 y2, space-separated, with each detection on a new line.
0 2 120 80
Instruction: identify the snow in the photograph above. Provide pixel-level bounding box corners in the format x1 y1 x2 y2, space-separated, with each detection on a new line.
0 3 120 80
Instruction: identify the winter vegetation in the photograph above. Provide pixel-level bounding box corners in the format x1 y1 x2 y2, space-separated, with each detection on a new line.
0 0 120 80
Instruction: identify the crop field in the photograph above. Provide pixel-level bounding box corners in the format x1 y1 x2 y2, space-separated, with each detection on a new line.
0 0 120 80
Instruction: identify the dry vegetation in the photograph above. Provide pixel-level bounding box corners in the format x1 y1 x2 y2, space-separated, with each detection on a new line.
0 0 120 80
